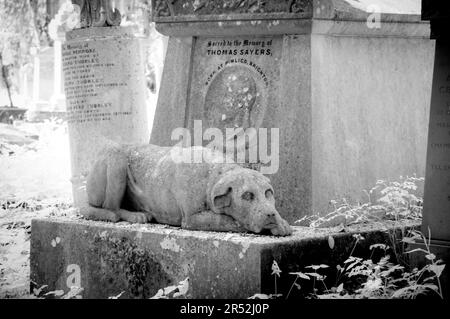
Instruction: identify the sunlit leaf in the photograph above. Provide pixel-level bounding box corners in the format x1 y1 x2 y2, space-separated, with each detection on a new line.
271 260 282 277
289 272 310 280
429 264 445 277
305 273 325 280
173 277 189 297
305 265 320 270
370 244 387 250
108 291 125 299
425 253 436 261
328 235 335 249
162 285 178 295
401 237 416 244
44 290 64 297
248 293 270 299
149 289 166 299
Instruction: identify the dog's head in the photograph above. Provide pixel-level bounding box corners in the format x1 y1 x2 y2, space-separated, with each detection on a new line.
210 167 286 234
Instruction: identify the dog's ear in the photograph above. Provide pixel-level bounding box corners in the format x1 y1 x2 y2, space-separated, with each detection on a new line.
212 186 233 212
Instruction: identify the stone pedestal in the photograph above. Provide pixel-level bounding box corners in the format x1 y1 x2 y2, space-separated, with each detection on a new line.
422 40 450 242
62 27 149 207
408 0 450 300
30 216 419 299
150 0 435 223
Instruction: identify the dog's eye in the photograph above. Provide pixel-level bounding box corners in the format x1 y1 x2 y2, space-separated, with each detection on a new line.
265 189 274 198
241 191 255 201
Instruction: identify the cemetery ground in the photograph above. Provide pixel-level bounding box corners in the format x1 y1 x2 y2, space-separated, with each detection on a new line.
0 120 445 299
0 119 73 298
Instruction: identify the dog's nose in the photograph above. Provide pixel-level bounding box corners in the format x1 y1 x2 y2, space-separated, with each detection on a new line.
266 212 276 218
265 211 277 224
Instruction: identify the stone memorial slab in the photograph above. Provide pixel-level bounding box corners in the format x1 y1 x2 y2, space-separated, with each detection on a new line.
150 0 435 223
62 26 149 207
422 41 450 242
407 0 450 299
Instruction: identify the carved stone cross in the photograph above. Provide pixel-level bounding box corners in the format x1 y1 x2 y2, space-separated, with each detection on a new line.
71 0 121 28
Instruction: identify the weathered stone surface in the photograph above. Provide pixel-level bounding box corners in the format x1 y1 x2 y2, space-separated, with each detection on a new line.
422 40 450 242
62 27 149 207
151 0 434 223
30 216 419 298
407 1 450 301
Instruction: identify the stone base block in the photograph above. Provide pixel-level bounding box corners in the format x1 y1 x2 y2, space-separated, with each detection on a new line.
30 216 419 299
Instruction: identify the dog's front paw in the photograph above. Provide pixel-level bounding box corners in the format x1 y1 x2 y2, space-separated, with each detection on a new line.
270 218 292 236
119 211 148 224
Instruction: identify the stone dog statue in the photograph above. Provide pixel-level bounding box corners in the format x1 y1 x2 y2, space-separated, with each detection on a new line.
82 144 292 236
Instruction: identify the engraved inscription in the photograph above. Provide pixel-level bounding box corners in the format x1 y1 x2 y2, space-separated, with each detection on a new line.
62 42 131 124
202 38 275 132
426 63 450 210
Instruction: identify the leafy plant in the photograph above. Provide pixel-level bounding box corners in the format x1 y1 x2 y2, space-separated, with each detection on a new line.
375 176 423 220
150 277 190 299
271 260 282 297
295 176 423 228
260 229 445 300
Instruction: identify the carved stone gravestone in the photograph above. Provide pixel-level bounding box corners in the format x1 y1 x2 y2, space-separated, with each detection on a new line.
409 0 450 299
422 42 450 241
150 0 435 223
421 0 450 243
62 4 149 206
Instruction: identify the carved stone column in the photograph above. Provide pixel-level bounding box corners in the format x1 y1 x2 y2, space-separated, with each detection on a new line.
63 1 149 207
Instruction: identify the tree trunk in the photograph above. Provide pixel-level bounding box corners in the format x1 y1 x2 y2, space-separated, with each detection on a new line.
0 52 14 107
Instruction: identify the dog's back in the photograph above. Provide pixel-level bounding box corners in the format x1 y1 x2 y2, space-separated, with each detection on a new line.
125 144 238 223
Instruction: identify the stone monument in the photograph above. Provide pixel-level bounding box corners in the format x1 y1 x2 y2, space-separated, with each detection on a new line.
408 0 450 299
150 0 435 223
30 0 431 299
62 1 149 206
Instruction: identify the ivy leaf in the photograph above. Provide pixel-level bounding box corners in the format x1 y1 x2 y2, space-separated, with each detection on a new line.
336 283 344 293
